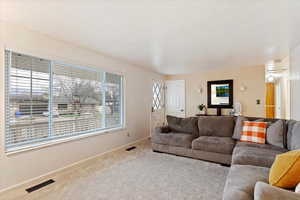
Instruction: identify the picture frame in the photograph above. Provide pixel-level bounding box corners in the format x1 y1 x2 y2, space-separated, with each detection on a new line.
207 79 233 109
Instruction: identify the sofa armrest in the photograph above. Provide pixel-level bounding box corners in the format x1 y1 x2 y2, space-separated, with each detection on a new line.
154 126 171 134
254 182 300 200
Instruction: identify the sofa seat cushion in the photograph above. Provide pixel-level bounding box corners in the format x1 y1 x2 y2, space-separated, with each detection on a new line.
232 142 287 168
235 141 285 151
192 136 235 154
223 165 270 200
151 132 193 148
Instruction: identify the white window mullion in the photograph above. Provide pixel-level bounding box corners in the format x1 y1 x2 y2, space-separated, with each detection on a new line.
48 61 53 137
30 59 33 123
102 72 106 128
120 76 124 128
5 50 12 150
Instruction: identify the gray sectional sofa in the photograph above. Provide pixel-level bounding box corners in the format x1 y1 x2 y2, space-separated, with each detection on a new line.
151 115 300 200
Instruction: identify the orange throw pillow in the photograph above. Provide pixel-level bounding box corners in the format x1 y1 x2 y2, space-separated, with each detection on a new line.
240 121 267 144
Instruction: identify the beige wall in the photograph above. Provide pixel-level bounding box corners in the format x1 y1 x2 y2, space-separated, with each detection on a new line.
0 21 162 191
290 44 300 120
166 65 266 117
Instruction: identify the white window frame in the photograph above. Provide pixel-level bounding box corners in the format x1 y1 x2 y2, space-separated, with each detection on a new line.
5 50 125 153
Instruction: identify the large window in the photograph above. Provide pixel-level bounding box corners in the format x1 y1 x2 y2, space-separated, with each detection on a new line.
5 50 124 152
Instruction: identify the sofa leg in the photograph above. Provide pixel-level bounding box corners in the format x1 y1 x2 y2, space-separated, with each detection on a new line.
220 163 231 167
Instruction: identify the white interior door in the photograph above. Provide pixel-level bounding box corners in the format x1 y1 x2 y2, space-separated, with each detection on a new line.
165 80 186 118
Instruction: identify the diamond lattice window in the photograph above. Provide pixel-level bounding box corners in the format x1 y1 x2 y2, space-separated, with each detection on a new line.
152 81 163 111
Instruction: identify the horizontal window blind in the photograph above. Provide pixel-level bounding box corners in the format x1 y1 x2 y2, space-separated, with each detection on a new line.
6 52 50 147
52 62 105 137
5 50 124 151
105 73 122 128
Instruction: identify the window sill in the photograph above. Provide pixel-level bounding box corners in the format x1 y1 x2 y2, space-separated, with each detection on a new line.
6 127 126 156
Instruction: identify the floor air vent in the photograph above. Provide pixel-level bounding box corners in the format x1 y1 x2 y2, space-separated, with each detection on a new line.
26 179 55 193
126 146 136 151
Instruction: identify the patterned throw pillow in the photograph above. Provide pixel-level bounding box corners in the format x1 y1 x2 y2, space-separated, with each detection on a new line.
240 121 268 144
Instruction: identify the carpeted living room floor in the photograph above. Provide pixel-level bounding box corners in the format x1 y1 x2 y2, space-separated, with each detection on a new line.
1 139 229 200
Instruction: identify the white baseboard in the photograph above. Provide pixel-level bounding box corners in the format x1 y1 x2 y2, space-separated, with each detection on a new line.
0 137 150 194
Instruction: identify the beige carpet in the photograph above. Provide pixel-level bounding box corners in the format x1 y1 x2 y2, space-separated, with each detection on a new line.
63 151 229 200
1 141 229 200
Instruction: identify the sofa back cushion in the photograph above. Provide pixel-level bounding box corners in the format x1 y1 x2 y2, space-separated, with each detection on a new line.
287 120 300 150
197 116 235 137
166 115 199 137
266 120 285 148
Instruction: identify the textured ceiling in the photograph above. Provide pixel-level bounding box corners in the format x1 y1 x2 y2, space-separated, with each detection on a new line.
2 0 300 74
